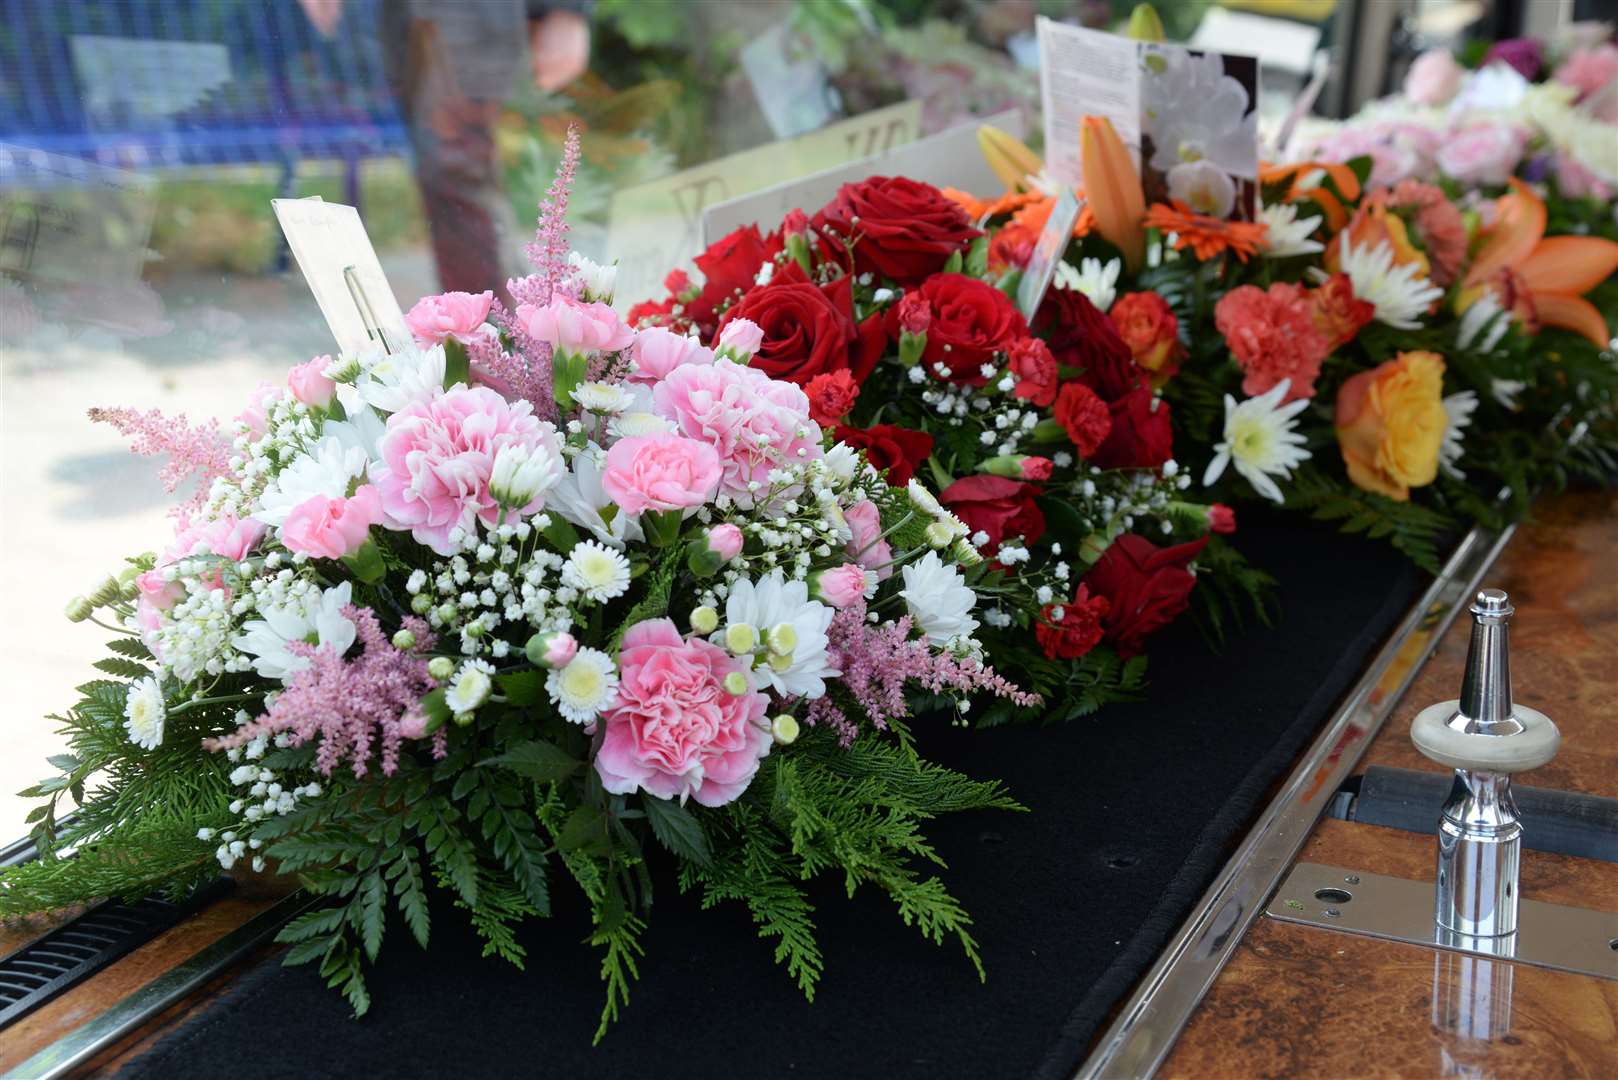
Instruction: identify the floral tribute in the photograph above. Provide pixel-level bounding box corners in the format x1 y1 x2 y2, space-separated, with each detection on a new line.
2 132 1040 1038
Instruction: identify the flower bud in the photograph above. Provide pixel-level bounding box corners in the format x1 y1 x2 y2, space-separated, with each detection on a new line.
87 574 121 607
435 602 458 622
952 537 984 566
427 656 456 681
771 714 800 744
724 622 759 655
117 566 143 599
411 593 434 615
715 318 764 363
391 629 417 651
689 605 720 635
705 523 745 562
65 596 94 622
525 630 578 669
925 521 955 548
767 651 793 673
1207 503 1237 534
489 442 557 511
979 454 1054 481
722 671 750 696
766 622 798 656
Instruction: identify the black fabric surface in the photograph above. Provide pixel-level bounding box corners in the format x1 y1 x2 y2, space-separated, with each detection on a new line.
123 513 1426 1080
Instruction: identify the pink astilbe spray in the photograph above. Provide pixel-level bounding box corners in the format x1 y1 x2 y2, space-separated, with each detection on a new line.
207 608 444 777
807 602 1042 746
88 406 233 520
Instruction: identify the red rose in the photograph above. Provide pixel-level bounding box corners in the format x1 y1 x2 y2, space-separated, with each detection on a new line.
688 225 783 333
1034 286 1139 401
1109 291 1184 386
889 273 1027 387
1091 386 1173 470
813 176 980 285
1083 533 1209 658
834 423 934 487
1008 337 1060 407
720 264 884 387
938 474 1046 553
1052 382 1112 459
805 369 860 426
1035 585 1110 660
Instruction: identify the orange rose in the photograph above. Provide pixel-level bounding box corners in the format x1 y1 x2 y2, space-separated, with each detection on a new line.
1334 351 1448 501
1109 290 1184 386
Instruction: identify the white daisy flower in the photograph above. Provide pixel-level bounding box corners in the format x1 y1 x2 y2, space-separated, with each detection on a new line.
342 343 447 414
546 647 619 723
253 436 370 526
1203 379 1313 504
445 659 495 716
822 442 862 483
1317 235 1443 331
123 676 166 750
573 381 635 414
721 571 839 699
1054 256 1122 312
1259 202 1325 258
232 581 358 683
562 540 632 603
900 550 979 645
567 251 618 303
609 410 677 438
1440 390 1479 480
906 478 944 518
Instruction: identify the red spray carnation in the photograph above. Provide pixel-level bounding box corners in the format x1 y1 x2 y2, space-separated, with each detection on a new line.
1214 282 1332 402
1084 533 1208 658
719 263 884 387
1008 337 1060 407
1034 286 1139 401
1035 585 1110 660
1109 291 1184 385
1052 381 1112 459
888 273 1027 387
1019 456 1054 481
938 475 1045 553
833 423 934 487
1092 386 1174 470
805 369 860 426
813 175 980 285
1310 272 1375 350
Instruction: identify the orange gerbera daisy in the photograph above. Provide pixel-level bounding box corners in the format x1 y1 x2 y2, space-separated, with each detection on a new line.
942 186 1046 223
1143 201 1270 262
1009 195 1095 239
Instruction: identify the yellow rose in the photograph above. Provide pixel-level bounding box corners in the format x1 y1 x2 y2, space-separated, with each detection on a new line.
1334 351 1447 501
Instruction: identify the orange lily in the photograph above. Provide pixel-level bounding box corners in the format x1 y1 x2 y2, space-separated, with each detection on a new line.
1461 179 1618 347
1259 161 1362 233
1081 115 1146 271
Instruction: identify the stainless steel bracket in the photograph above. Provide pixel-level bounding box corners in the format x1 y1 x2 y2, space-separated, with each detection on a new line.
1267 862 1618 980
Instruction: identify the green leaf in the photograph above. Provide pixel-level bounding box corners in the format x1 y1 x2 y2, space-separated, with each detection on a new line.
964 234 989 278
46 754 82 773
443 336 470 389
640 795 711 867
495 670 547 708
557 804 611 857
104 637 153 660
480 739 581 784
92 656 150 679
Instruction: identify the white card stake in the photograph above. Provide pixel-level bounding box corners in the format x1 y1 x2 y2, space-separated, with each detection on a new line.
1016 188 1082 321
272 197 409 356
1037 17 1141 188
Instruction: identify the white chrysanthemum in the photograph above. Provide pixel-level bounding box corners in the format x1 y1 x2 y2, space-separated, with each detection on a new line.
253 436 369 526
568 251 619 302
1490 378 1527 410
1456 293 1510 353
232 581 358 683
1203 379 1313 504
1259 202 1325 258
123 676 166 750
546 648 619 723
1319 235 1443 330
573 381 635 414
342 343 447 414
906 478 944 517
562 541 632 603
1440 390 1479 480
721 571 839 698
822 442 861 483
547 444 645 547
489 435 565 511
609 410 677 438
445 659 495 716
1054 256 1121 312
900 551 979 645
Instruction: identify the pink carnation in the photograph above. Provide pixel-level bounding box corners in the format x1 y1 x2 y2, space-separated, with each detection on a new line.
652 359 823 503
1436 125 1526 186
281 485 383 559
600 434 722 515
843 499 892 581
371 385 562 556
813 563 870 608
593 618 771 807
404 290 494 346
1555 44 1618 100
237 382 282 438
515 294 635 357
168 513 267 563
287 356 337 409
629 326 714 385
1214 283 1331 402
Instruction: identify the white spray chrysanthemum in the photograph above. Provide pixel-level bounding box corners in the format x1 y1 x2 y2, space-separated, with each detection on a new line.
123 676 167 750
1259 202 1325 258
1318 234 1442 331
546 647 619 723
572 381 635 414
1204 379 1313 504
1440 390 1479 480
1054 256 1121 312
561 540 632 603
445 659 496 716
899 550 979 645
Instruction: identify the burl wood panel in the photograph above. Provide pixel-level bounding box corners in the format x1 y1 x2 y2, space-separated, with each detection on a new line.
1161 489 1618 1079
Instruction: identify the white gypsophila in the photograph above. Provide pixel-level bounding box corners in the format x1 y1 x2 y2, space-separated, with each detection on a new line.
489 435 565 511
573 381 635 414
1259 202 1325 258
1054 256 1121 312
900 551 979 645
567 251 618 302
547 444 645 547
253 436 370 526
123 676 166 751
546 647 619 723
561 540 632 603
1440 390 1479 481
721 570 839 699
1456 292 1511 353
232 581 358 683
341 342 447 414
445 659 495 716
1203 379 1313 504
1317 235 1443 330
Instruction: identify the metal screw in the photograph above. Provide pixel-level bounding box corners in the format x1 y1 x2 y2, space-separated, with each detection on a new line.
1323 908 1342 919
1344 875 1360 885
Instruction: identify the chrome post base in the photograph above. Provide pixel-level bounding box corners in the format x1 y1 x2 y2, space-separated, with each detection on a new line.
1435 770 1521 937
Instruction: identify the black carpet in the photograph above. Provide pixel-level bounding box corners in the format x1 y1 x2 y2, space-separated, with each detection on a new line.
123 512 1427 1080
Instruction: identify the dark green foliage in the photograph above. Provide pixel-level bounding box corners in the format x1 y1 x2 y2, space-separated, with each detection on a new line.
1284 466 1450 572
1189 535 1278 648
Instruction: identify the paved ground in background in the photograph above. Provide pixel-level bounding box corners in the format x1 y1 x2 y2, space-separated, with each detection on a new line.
0 253 435 837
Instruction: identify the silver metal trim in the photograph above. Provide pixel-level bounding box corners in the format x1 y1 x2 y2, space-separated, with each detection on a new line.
7 892 313 1080
1074 523 1515 1080
1268 862 1618 980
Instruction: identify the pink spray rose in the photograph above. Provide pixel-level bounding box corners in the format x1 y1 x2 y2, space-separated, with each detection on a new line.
628 326 715 385
135 570 183 612
652 359 823 503
600 434 723 515
371 385 563 556
287 356 338 409
515 294 635 357
715 317 764 360
280 485 383 559
1404 49 1464 106
813 563 871 608
593 618 772 807
843 499 892 580
404 290 494 346
705 523 744 562
1436 125 1526 186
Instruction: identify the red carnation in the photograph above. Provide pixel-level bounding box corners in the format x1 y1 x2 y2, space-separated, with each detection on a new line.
1083 534 1208 658
1214 282 1331 402
834 423 934 487
805 369 860 426
1052 382 1112 459
1034 286 1139 401
813 176 980 286
1091 386 1174 470
938 474 1046 554
1008 337 1060 407
1035 585 1111 660
888 273 1027 387
1020 456 1054 481
897 291 932 335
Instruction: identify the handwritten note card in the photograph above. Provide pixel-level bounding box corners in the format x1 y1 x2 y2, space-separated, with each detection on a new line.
272 197 408 356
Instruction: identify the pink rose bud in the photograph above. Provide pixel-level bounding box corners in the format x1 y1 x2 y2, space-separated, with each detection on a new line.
812 563 870 609
706 523 745 562
526 629 579 669
782 209 813 271
715 318 764 360
404 290 495 346
236 381 282 438
629 326 715 385
286 357 337 409
398 708 430 740
280 485 383 559
1208 503 1237 535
